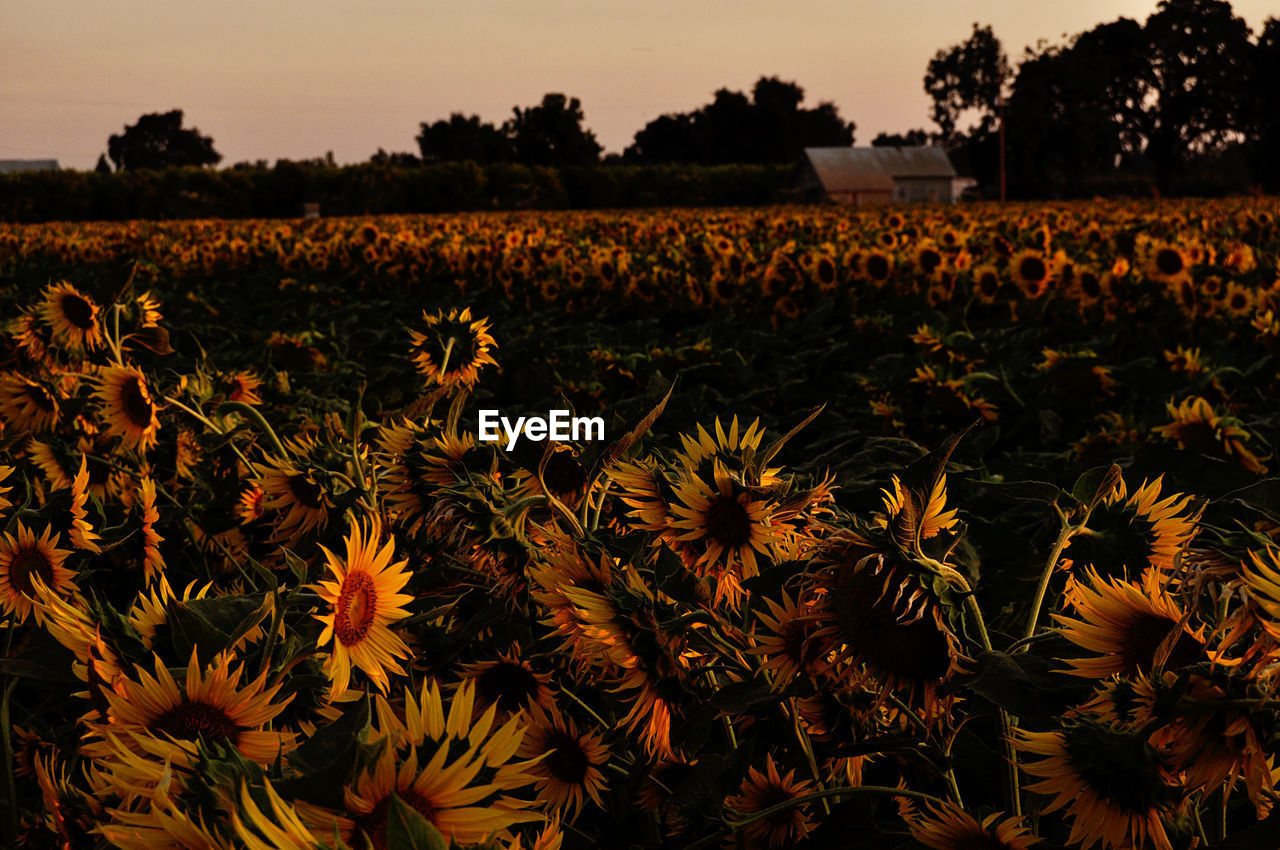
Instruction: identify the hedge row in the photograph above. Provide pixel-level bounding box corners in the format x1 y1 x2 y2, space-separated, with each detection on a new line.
0 162 795 222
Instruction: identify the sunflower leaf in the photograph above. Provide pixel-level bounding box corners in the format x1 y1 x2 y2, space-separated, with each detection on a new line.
386 793 449 850
601 379 677 466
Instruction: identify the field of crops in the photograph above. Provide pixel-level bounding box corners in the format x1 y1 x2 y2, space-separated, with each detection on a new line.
2 199 1280 849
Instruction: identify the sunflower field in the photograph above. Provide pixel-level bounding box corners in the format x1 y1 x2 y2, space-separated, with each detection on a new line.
2 199 1280 849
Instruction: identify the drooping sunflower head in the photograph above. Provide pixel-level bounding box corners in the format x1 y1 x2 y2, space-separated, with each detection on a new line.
1154 396 1268 474
39 281 104 353
93 363 161 453
0 371 60 434
724 755 817 850
905 800 1039 850
1059 475 1198 580
811 542 962 711
1017 721 1177 850
408 306 498 390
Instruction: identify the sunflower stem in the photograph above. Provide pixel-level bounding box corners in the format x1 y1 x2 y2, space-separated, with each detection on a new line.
436 336 456 383
788 698 829 815
220 401 289 459
162 395 254 470
1021 510 1078 643
558 684 612 732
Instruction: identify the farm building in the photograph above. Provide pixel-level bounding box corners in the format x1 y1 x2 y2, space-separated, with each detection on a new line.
796 147 960 205
0 159 60 174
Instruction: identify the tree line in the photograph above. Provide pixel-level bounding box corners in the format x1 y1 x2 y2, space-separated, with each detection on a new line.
82 0 1280 197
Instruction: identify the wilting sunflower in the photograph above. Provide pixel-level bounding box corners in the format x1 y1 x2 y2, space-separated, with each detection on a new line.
39 281 104 352
1055 567 1205 678
724 755 816 850
409 306 498 389
93 363 161 452
905 801 1038 850
69 454 102 554
0 371 60 433
0 521 76 623
254 438 335 546
1016 722 1177 850
1154 396 1268 474
313 516 415 699
810 542 962 713
517 704 610 821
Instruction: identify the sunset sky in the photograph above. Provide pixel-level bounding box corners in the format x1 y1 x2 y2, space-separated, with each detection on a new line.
4 0 1276 170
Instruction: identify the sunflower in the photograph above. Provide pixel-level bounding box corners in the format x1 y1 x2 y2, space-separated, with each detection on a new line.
1009 249 1053 298
39 281 104 352
1154 396 1268 474
409 306 498 390
88 647 294 790
517 704 609 821
0 371 60 433
1143 242 1192 285
254 438 335 546
94 363 161 452
860 250 894 286
138 477 165 582
0 521 76 623
667 461 783 607
1058 475 1198 580
724 755 816 850
69 454 103 554
1054 567 1205 678
809 542 962 712
750 591 826 688
233 778 326 850
905 801 1038 850
313 515 414 700
1016 721 1177 850
333 680 539 848
458 649 556 718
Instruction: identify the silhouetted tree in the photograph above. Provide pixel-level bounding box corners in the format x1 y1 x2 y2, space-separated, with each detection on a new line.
924 23 1011 146
94 154 112 174
625 77 854 164
369 148 420 166
1249 18 1280 189
872 129 933 147
416 114 512 163
106 110 221 171
1140 0 1254 188
505 94 601 166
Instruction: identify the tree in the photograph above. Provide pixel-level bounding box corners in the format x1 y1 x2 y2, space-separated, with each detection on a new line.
505 94 601 166
106 110 221 171
1140 0 1254 187
624 77 854 164
94 154 112 174
1249 18 1280 189
872 129 933 147
924 23 1011 146
416 114 512 163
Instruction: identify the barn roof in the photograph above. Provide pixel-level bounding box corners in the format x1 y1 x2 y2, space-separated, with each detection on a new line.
802 147 955 191
0 159 60 174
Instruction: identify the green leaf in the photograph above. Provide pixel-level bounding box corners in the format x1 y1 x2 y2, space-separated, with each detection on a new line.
978 478 1067 505
1071 463 1123 514
278 696 369 808
386 793 449 850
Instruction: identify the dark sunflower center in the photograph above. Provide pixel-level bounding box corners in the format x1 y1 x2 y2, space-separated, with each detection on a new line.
60 293 96 330
1062 724 1171 813
23 381 57 413
120 376 154 428
831 558 953 682
1019 257 1047 282
817 257 836 283
1155 249 1184 275
475 661 539 712
286 473 325 509
919 249 942 273
542 452 587 495
1230 293 1248 310
150 699 238 744
335 570 378 645
978 272 999 295
8 549 54 597
1079 272 1102 297
705 494 753 548
866 254 890 280
545 730 591 783
1120 613 1202 672
1062 507 1158 580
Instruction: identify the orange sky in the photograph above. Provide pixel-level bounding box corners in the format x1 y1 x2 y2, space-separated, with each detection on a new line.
3 0 1275 170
